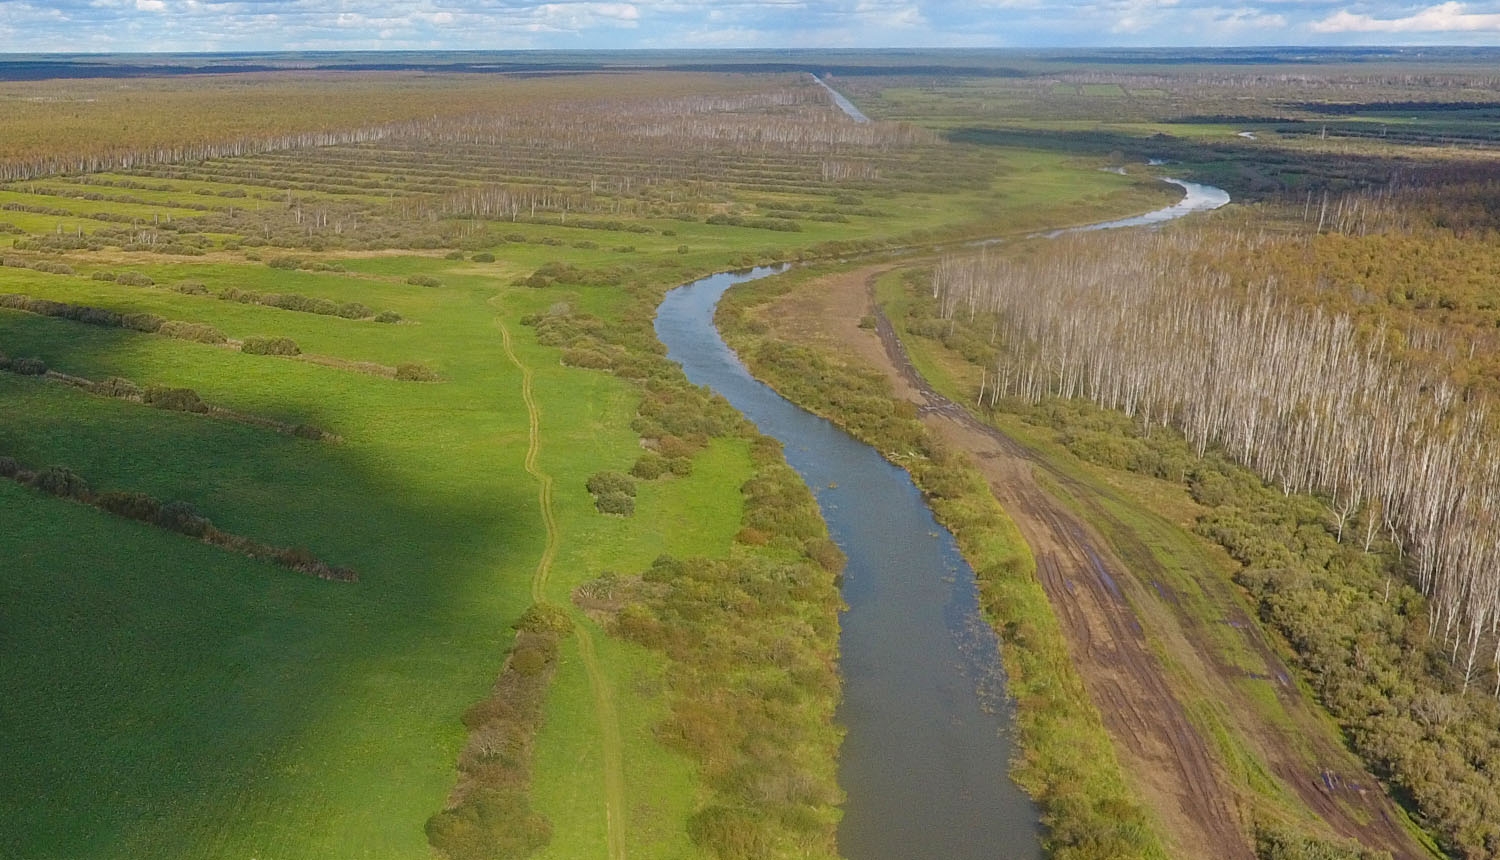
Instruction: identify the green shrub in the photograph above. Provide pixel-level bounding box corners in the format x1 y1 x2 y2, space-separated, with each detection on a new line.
630 452 667 480
171 281 208 295
406 274 441 288
9 357 47 376
267 256 302 270
158 321 227 344
28 465 89 500
90 377 141 398
472 252 496 263
115 271 154 287
156 499 210 537
594 491 635 516
374 310 402 324
425 787 552 860
444 250 466 260
91 271 118 282
395 363 439 382
121 313 165 333
241 336 301 356
96 491 162 523
335 302 372 320
586 471 636 498
143 385 209 414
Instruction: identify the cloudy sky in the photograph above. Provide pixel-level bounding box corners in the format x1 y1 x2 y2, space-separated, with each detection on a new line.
4 0 1500 52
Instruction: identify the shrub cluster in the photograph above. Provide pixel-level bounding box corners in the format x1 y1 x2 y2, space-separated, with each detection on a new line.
521 262 633 289
406 274 441 288
216 287 392 321
585 470 635 516
0 255 75 275
426 604 569 860
395 362 439 382
143 385 209 414
706 213 802 232
0 352 48 375
158 320 227 344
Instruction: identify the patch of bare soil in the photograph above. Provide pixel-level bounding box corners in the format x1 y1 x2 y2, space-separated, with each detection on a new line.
757 264 1427 860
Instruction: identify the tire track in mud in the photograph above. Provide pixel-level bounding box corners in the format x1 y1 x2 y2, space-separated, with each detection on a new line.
857 272 1425 859
498 317 627 860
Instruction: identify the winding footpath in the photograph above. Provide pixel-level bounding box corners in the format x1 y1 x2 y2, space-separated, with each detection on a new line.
498 318 627 860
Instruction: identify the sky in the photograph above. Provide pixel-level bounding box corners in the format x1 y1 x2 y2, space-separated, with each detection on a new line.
4 0 1500 52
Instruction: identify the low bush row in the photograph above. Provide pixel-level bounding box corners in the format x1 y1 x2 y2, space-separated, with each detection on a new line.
0 293 228 344
0 454 356 581
426 604 569 860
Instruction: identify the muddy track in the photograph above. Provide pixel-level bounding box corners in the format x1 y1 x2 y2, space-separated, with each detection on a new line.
852 271 1426 859
498 316 628 860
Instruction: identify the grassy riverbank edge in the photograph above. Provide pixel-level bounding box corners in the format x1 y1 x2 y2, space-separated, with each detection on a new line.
717 263 1171 859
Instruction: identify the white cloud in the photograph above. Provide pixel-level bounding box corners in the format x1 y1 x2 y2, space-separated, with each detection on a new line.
135 0 165 10
1312 1 1500 32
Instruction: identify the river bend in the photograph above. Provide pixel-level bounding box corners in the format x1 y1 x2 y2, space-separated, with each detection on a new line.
654 177 1228 858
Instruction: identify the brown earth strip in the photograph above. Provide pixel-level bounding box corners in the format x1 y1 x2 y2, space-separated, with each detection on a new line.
758 264 1428 860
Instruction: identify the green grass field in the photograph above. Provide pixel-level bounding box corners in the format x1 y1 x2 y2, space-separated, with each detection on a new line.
0 68 1179 860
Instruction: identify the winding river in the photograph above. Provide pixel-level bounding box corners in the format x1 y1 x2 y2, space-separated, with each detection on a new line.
654 178 1227 858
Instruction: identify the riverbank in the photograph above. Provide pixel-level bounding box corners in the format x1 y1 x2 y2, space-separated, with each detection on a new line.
729 259 1432 859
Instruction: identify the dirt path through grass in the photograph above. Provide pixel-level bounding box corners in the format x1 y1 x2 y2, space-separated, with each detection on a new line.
498 316 627 860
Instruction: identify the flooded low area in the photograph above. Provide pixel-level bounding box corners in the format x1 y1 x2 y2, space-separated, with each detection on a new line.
656 268 1042 860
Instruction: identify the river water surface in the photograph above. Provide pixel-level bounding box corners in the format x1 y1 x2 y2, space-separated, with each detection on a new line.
657 270 1042 859
654 178 1229 858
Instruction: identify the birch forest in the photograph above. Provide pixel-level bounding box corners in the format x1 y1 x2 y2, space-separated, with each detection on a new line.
934 227 1500 694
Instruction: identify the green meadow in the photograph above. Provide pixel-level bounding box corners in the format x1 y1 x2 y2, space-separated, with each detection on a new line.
0 68 1169 860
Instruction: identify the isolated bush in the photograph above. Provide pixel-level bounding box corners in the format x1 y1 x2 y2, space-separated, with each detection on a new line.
143 385 209 414
91 271 118 282
373 310 402 324
406 275 441 288
171 281 208 295
472 252 496 263
115 271 154 287
586 471 636 498
33 261 74 275
0 457 18 478
444 250 466 260
267 256 302 270
158 321 227 344
335 302 372 320
594 491 635 516
241 336 301 356
395 363 439 382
